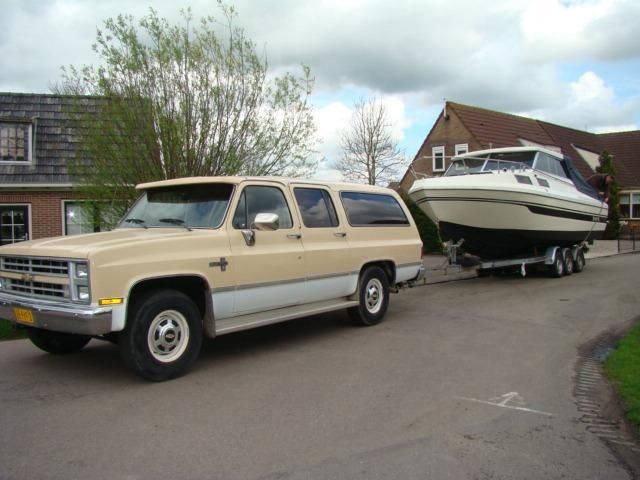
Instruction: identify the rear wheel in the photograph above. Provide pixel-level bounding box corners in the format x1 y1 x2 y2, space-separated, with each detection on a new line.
573 249 586 273
348 266 390 326
27 329 91 354
120 290 203 381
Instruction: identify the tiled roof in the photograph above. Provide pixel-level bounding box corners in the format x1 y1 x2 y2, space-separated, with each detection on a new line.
0 93 102 186
448 102 640 189
450 102 555 149
599 131 640 188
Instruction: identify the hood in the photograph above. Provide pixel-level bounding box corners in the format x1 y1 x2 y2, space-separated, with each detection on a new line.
0 228 217 259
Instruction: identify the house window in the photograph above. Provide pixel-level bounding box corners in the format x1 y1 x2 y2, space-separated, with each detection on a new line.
432 146 445 172
619 193 640 219
454 143 468 156
0 205 29 245
63 201 120 235
0 122 31 163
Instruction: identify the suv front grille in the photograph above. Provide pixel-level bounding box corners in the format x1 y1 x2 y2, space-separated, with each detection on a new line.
0 256 88 303
1 257 69 276
6 279 66 298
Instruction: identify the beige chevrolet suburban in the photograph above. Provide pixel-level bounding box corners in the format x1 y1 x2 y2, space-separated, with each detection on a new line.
0 177 424 380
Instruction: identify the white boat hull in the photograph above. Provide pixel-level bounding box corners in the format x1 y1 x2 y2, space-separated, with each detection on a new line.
409 172 608 259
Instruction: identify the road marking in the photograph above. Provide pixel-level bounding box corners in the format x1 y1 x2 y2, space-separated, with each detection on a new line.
456 392 554 417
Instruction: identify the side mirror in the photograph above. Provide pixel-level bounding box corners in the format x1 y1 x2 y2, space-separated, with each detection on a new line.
241 213 280 246
253 213 280 231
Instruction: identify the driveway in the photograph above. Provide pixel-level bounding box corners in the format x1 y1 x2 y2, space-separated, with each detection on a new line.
0 254 638 480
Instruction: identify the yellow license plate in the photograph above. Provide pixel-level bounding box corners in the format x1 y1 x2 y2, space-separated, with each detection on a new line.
14 307 34 325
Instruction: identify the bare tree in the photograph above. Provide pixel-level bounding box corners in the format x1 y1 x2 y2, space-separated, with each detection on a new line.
53 3 317 215
335 98 405 185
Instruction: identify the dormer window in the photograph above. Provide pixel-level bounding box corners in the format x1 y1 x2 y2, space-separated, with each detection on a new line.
0 121 32 163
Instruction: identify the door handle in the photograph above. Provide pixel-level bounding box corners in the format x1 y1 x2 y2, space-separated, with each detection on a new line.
334 232 347 238
287 233 302 239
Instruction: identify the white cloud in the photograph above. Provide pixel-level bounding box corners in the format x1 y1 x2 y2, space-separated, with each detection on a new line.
517 71 638 131
521 0 640 62
0 0 638 157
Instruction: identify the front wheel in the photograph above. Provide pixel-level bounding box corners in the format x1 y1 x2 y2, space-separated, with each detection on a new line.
348 266 390 326
120 290 203 381
27 329 91 354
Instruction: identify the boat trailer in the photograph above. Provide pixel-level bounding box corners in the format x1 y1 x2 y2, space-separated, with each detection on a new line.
445 240 587 278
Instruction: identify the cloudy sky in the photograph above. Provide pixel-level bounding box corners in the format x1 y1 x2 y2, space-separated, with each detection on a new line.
1 0 639 180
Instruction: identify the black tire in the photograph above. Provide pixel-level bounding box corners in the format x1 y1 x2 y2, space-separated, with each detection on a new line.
549 250 564 278
573 249 585 273
348 266 390 326
27 328 91 355
562 248 574 276
120 290 203 381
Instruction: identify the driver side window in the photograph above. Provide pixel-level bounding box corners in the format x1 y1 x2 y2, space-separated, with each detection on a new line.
232 186 293 229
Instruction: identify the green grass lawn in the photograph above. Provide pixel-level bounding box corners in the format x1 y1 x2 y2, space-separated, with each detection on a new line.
0 318 26 341
605 324 640 427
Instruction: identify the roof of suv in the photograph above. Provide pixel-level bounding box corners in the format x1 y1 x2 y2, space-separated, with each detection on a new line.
136 176 395 194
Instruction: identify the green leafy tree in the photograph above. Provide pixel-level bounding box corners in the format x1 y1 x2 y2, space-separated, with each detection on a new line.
596 150 620 239
54 3 317 216
401 194 441 254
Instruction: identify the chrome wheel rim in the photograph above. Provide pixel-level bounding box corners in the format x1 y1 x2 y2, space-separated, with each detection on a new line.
365 278 384 314
147 310 189 363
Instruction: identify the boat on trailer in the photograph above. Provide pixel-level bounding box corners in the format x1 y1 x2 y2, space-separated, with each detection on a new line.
408 147 608 263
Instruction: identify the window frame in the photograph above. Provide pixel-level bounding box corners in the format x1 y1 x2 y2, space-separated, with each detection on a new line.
0 121 33 164
293 187 340 229
619 191 640 219
232 185 294 230
0 203 32 244
339 191 410 227
432 146 445 173
454 143 469 157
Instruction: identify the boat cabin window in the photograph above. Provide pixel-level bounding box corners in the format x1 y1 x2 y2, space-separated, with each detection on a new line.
445 156 487 176
534 152 568 179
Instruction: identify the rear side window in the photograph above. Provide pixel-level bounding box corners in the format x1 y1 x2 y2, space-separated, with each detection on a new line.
293 188 339 228
340 191 409 226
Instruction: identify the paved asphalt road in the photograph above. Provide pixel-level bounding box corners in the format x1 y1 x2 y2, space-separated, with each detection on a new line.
1 254 639 480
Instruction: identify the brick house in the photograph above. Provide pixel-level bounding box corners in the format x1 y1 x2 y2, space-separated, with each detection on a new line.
0 93 108 245
399 101 640 229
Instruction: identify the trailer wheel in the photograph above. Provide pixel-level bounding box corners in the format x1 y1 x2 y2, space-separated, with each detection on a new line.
562 248 574 275
549 250 564 278
573 249 585 273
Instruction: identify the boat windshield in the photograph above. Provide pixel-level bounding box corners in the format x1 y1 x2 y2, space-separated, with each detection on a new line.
444 157 488 176
444 151 536 176
119 183 234 229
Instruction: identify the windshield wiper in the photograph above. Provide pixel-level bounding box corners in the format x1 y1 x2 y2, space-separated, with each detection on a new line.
124 218 148 229
159 218 192 231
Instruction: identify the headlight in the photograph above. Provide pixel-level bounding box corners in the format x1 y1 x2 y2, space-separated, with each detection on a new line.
77 286 90 301
75 263 89 279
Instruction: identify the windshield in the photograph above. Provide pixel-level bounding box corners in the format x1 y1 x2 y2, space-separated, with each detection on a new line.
445 151 536 176
119 183 234 229
444 156 488 176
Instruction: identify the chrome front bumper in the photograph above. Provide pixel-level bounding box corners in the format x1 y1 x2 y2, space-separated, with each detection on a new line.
0 292 113 336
